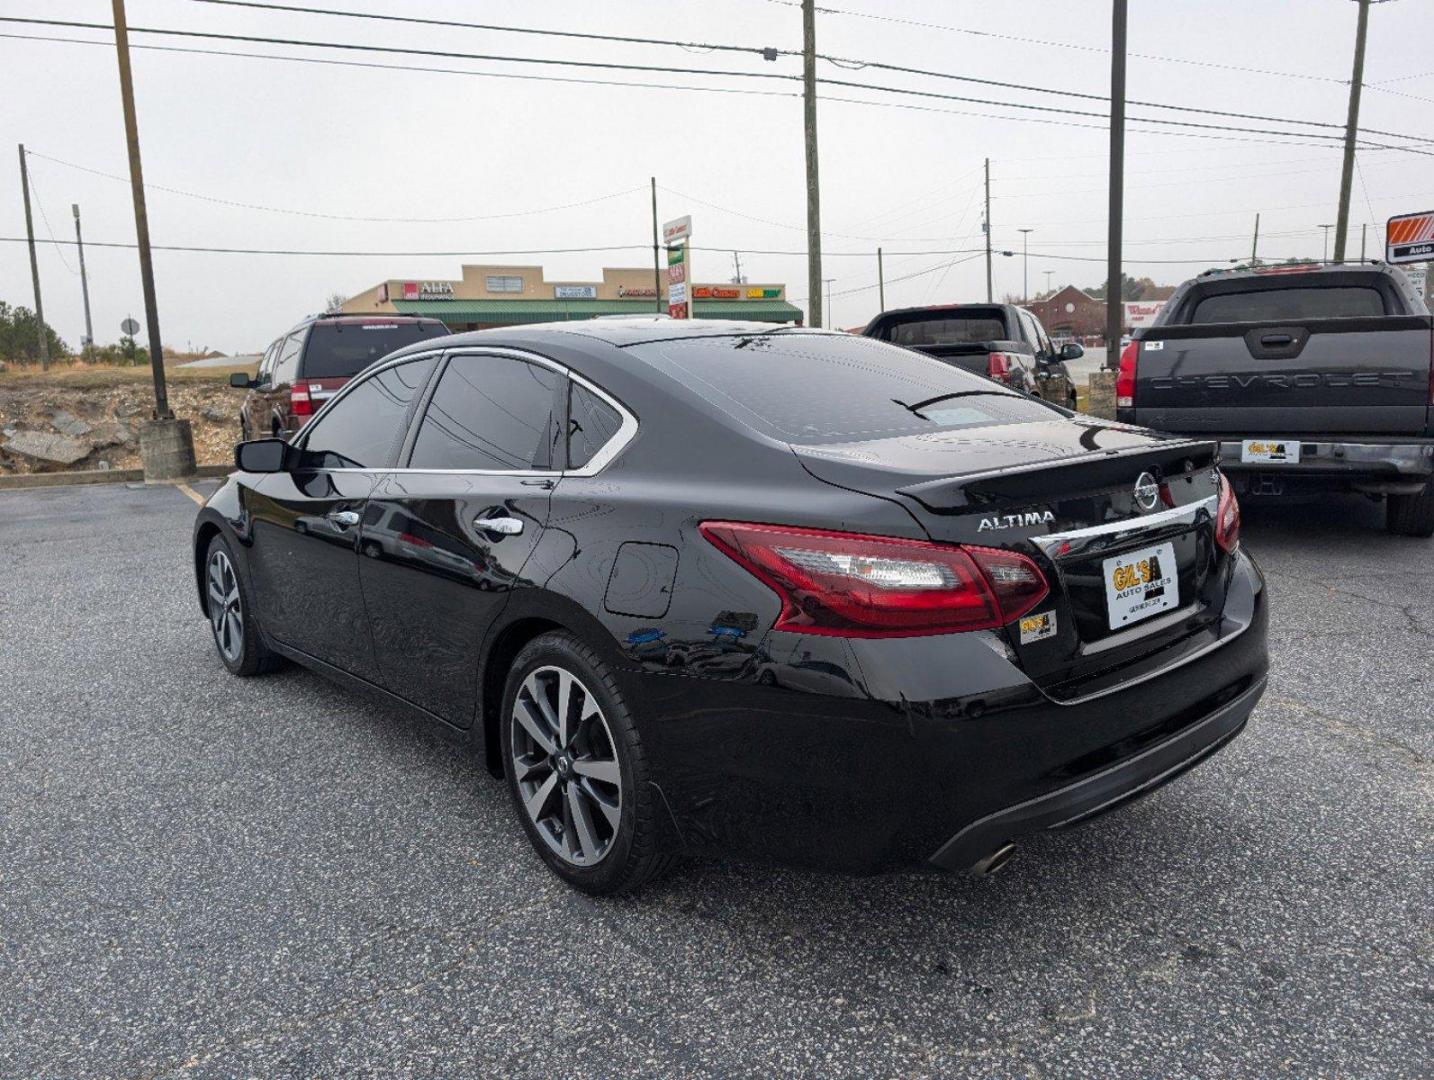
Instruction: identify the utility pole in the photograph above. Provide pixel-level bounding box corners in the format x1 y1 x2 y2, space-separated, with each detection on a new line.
1018 228 1034 302
1320 223 1334 262
983 158 993 303
802 0 823 329
1043 269 1054 295
17 144 50 371
1105 0 1127 367
877 247 885 313
73 204 94 356
112 0 171 419
650 177 662 313
1250 212 1260 267
1333 0 1371 264
731 250 744 284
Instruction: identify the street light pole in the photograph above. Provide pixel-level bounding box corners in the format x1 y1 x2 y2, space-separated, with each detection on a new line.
73 204 94 356
802 0 823 329
1018 228 1034 302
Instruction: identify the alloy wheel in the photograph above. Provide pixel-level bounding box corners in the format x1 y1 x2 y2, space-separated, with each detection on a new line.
206 550 244 664
509 665 623 867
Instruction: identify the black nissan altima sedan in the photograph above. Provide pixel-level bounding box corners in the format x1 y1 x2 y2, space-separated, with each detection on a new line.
192 318 1268 894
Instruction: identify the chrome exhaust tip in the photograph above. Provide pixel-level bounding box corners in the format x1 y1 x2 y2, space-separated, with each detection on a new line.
969 842 1016 879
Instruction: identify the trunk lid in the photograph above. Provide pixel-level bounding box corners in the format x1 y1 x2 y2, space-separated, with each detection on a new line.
794 419 1228 699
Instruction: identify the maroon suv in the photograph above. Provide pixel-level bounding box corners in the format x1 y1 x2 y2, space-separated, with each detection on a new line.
233 314 449 440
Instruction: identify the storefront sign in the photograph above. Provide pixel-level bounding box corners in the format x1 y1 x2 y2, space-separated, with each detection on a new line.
667 240 689 319
1387 209 1434 264
402 281 455 300
555 285 597 300
1122 300 1165 329
618 286 658 298
662 215 692 245
747 287 781 299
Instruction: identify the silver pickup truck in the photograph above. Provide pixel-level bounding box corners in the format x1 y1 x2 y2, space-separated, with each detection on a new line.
1116 263 1434 536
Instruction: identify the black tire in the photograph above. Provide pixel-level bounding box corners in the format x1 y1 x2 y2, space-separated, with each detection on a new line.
1386 484 1434 537
203 534 281 676
499 631 675 895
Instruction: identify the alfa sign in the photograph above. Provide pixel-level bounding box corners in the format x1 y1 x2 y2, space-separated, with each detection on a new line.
401 281 455 300
1386 210 1434 264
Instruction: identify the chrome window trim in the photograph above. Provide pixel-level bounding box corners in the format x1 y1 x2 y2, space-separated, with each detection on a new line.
1029 494 1217 559
298 345 639 478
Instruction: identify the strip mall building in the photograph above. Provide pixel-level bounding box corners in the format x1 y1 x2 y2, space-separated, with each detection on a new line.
340 264 802 330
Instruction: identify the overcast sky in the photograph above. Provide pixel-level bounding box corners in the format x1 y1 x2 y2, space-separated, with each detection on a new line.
4 0 1432 352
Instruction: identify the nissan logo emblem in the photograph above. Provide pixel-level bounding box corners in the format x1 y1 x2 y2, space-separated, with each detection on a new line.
1133 472 1160 511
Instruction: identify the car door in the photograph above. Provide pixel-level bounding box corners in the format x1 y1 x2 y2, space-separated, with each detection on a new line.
243 353 438 675
358 349 562 726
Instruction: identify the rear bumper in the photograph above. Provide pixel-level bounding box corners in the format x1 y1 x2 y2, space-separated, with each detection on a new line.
1216 438 1434 494
926 675 1264 872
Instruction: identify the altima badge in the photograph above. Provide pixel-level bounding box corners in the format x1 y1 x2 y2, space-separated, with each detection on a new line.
977 510 1055 532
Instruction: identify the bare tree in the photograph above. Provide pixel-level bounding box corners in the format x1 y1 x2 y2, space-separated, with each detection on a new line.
324 291 347 314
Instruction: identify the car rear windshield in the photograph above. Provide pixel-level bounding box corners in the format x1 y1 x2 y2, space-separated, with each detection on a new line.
882 312 1009 347
628 333 1056 445
1188 286 1386 324
301 321 448 378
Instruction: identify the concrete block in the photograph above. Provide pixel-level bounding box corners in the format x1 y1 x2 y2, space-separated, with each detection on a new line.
139 418 196 482
1086 369 1117 420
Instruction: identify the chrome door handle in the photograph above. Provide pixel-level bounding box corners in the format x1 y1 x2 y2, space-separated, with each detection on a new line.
477 515 524 536
327 510 361 527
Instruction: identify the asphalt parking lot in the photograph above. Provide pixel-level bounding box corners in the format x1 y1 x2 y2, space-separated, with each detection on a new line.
1 481 1429 1078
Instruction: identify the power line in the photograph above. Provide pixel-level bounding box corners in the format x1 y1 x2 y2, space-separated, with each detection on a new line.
6 29 1425 158
186 0 793 60
5 16 1431 152
23 150 645 223
192 0 1422 141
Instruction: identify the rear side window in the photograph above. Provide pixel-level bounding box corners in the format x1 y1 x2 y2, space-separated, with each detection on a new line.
410 354 559 471
888 316 1006 347
273 331 304 385
301 321 449 379
1189 286 1386 324
300 356 435 468
567 383 624 469
629 334 1056 444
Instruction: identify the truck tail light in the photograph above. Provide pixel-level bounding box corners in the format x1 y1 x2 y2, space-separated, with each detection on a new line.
1214 472 1241 554
1116 341 1139 408
290 385 313 417
987 351 1013 380
699 521 1049 638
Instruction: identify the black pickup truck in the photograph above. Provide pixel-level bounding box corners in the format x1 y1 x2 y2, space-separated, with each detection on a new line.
863 303 1084 409
1117 264 1434 536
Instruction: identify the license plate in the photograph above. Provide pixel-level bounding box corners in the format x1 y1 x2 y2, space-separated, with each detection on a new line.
1103 542 1178 629
1241 438 1300 464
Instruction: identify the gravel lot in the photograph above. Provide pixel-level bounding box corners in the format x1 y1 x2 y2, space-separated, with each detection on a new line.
1 481 1429 1078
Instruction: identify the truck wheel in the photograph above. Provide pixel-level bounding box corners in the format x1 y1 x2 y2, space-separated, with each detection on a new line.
1386 484 1434 537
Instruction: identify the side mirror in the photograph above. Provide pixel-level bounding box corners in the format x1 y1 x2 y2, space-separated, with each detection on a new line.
230 372 257 389
235 437 292 473
1060 342 1085 361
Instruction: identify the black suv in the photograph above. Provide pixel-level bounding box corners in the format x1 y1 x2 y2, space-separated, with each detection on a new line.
233 314 449 441
863 303 1083 409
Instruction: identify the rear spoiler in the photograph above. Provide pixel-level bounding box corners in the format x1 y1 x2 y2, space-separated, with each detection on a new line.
896 436 1218 512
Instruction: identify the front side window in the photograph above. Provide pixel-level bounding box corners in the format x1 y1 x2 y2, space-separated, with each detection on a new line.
300 356 435 468
410 354 559 471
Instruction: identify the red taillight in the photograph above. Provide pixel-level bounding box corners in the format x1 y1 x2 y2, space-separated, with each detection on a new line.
1215 472 1241 554
699 521 1049 638
1116 341 1139 408
291 385 314 417
987 351 1013 380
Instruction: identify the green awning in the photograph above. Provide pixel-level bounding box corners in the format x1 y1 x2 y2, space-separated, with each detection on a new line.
391 298 802 325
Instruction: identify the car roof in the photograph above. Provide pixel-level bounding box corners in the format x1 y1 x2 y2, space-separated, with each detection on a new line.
392 317 830 353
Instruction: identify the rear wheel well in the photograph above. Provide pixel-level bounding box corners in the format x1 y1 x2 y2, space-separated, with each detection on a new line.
193 522 222 614
481 617 563 777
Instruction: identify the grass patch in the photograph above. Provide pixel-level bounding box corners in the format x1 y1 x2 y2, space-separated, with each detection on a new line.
0 361 257 390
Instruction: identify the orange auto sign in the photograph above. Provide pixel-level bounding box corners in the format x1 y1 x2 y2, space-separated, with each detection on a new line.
1386 210 1434 264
